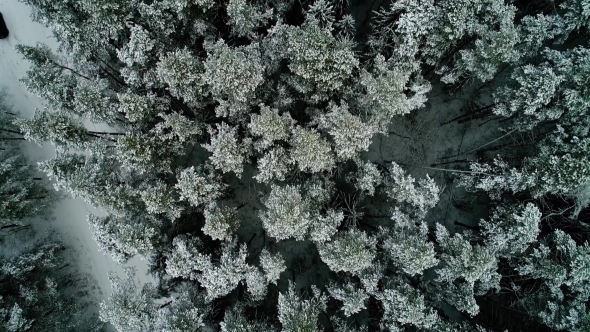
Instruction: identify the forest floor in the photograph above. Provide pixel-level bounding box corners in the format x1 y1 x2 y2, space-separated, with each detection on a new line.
367 84 502 231
0 0 154 323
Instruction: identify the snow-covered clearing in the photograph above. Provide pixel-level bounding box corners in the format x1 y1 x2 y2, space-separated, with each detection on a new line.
0 0 153 308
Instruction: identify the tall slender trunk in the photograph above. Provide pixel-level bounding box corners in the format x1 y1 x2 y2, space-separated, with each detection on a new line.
0 128 23 135
1 224 22 229
159 301 173 309
88 131 126 136
94 56 126 86
95 55 120 75
51 60 92 81
56 263 70 271
103 70 126 87
441 103 496 125
454 221 479 230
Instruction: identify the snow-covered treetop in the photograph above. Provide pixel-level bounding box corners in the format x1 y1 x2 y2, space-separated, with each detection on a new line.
202 123 252 176
278 282 327 332
384 162 440 218
248 105 295 151
175 166 226 208
260 184 311 241
318 228 377 275
203 39 265 114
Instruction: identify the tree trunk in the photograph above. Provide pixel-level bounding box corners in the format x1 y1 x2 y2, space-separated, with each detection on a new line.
0 128 23 135
441 103 496 125
159 301 173 309
100 67 127 86
88 131 126 136
454 221 479 230
56 263 70 271
92 54 126 86
51 60 92 81
1 224 22 229
431 159 470 167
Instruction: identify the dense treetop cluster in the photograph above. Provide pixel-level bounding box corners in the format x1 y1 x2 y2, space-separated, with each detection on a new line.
9 0 590 331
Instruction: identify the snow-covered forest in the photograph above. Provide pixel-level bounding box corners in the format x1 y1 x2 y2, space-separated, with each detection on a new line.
2 0 590 330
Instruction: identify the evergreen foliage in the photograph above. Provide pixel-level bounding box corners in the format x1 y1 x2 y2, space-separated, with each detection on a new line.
0 91 100 330
15 0 590 330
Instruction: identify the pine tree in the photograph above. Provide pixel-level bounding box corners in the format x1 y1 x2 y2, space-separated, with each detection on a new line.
316 102 377 160
0 235 102 331
278 283 327 332
0 95 52 226
481 203 541 256
376 281 438 330
226 0 272 39
99 271 158 332
202 123 251 176
116 25 157 69
0 145 51 226
348 161 382 196
318 228 377 275
154 111 203 143
175 165 226 208
156 48 206 107
100 272 213 332
266 19 358 100
74 78 120 124
39 149 134 212
115 132 179 175
515 230 590 328
248 104 296 151
308 209 344 244
289 127 335 173
383 162 440 218
202 40 265 117
259 249 286 285
16 43 80 108
15 108 90 147
154 285 212 332
260 184 311 241
380 209 438 276
117 91 169 123
358 54 430 131
202 203 240 241
165 235 211 281
254 146 292 183
89 213 161 263
197 240 257 301
221 303 277 332
140 180 184 221
327 282 369 317
433 223 500 316
493 63 564 130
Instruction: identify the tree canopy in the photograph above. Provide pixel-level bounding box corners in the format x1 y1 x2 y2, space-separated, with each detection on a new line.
15 0 590 331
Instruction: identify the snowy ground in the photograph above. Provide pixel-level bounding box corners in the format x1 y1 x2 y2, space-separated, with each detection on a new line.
0 0 153 312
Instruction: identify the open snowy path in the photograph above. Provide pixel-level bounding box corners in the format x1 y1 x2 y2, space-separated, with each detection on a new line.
0 0 153 306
